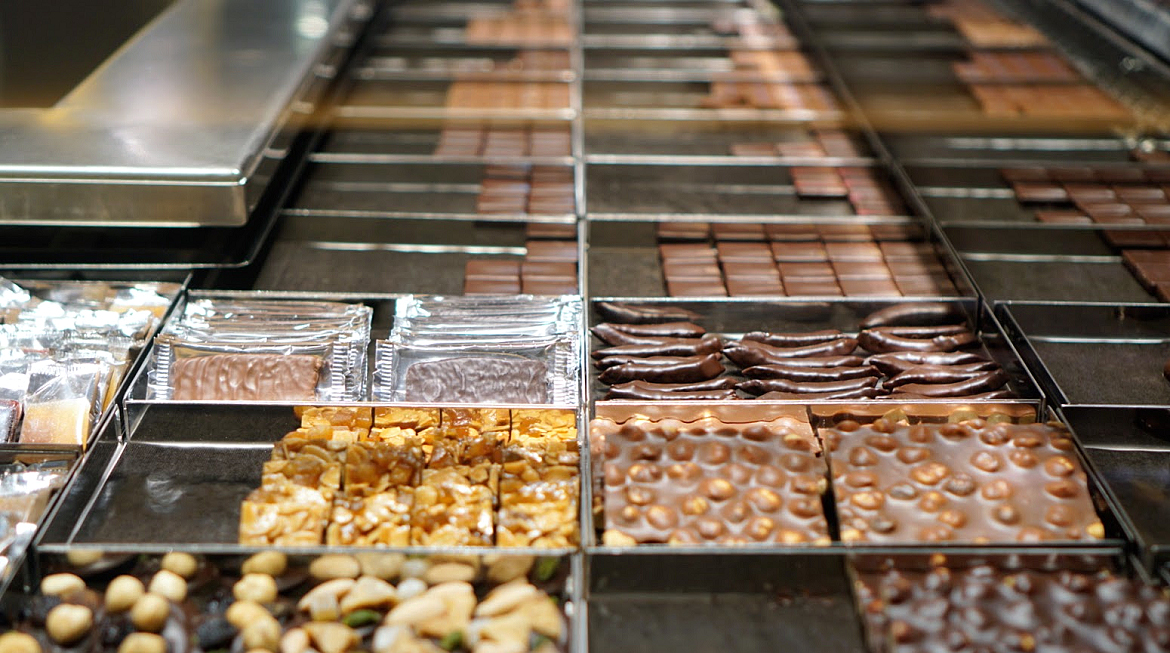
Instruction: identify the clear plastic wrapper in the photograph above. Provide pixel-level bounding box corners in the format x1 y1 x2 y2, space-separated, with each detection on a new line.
375 336 578 404
376 295 582 405
20 361 106 447
145 298 372 402
395 293 581 324
0 276 174 446
148 337 342 401
0 462 71 522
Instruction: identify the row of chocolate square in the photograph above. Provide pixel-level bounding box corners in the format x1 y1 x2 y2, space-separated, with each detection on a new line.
658 235 957 297
477 165 575 215
434 124 573 158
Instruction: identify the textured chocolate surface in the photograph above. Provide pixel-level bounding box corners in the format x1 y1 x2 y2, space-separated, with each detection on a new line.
171 353 323 401
595 415 830 546
855 564 1170 653
404 356 548 404
824 420 1104 543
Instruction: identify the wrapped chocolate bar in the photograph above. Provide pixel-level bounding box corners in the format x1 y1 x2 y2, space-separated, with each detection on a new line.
376 337 577 404
375 295 582 405
145 297 371 402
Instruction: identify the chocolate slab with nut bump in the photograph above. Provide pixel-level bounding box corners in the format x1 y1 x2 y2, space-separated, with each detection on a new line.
824 420 1104 544
853 563 1170 653
594 415 830 546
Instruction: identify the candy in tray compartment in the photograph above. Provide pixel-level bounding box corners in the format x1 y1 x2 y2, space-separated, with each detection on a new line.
498 442 580 547
238 482 331 546
411 464 499 546
853 561 1170 653
326 441 424 547
823 419 1104 544
594 414 830 546
376 294 581 405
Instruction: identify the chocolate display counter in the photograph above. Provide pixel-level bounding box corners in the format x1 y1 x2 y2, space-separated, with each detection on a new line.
4 0 1170 651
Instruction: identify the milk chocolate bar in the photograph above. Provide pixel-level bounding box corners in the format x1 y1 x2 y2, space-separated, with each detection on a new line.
171 353 323 401
825 420 1104 543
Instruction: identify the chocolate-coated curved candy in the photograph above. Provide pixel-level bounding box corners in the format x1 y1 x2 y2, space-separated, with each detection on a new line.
591 334 722 360
599 353 725 384
756 388 887 400
891 370 1009 397
741 329 844 347
738 375 878 396
724 338 858 367
868 324 968 337
858 328 977 353
606 378 739 393
742 364 880 382
757 354 866 368
595 302 701 324
891 389 1014 400
867 351 991 376
859 302 966 328
884 362 1003 388
591 324 673 346
595 354 701 370
606 381 740 401
608 321 706 338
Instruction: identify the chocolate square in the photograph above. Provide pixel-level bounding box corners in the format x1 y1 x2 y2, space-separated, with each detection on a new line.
771 241 828 262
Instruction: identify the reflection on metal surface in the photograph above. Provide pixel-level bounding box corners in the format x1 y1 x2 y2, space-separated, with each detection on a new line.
0 0 365 227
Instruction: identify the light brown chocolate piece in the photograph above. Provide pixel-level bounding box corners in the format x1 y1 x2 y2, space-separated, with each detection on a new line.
171 353 322 401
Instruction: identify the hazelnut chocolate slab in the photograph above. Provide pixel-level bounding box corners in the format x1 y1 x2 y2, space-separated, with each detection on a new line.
824 420 1104 544
595 415 829 546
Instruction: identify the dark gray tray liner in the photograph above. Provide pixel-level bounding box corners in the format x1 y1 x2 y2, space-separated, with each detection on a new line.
588 553 866 653
1005 304 1170 405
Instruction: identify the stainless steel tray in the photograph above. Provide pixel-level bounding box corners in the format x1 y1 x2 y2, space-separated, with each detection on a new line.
997 302 1170 407
586 552 867 653
250 219 582 294
318 122 575 164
